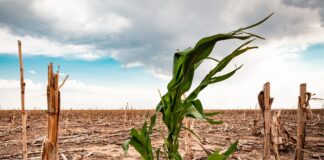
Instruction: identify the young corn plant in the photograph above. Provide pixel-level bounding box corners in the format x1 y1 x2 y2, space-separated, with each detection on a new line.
123 13 273 160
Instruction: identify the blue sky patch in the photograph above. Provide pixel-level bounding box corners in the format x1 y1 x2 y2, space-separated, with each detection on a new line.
0 54 162 85
301 43 324 65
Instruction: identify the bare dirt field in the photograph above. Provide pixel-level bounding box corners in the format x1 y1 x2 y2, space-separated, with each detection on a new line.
0 109 323 160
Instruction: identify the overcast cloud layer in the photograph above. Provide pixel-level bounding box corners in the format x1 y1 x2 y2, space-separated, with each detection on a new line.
0 0 323 75
0 0 323 109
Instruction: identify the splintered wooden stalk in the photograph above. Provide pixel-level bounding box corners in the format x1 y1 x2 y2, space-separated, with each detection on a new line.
42 63 68 160
18 40 28 160
295 83 307 160
258 82 272 160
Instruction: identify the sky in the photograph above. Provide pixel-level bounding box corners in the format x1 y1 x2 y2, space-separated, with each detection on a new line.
0 0 323 109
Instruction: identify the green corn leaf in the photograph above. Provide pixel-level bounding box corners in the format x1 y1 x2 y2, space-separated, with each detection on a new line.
170 152 182 160
212 46 256 74
209 65 243 84
241 31 265 40
186 40 256 103
238 12 273 31
208 151 226 160
122 139 130 152
223 140 239 157
129 138 149 159
171 47 192 79
130 128 141 142
156 101 163 113
207 140 239 160
127 119 155 160
186 99 224 125
141 121 148 138
206 118 223 125
187 105 205 120
206 57 220 62
173 35 238 92
164 30 263 111
205 112 221 117
188 99 223 124
149 114 156 133
191 99 204 116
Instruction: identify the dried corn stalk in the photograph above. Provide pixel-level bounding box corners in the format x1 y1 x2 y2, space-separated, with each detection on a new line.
124 102 128 127
18 40 28 160
184 119 193 160
258 82 274 160
42 63 68 160
295 84 312 160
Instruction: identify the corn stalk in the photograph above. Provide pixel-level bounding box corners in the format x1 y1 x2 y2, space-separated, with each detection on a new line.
124 13 273 160
18 40 28 160
295 84 312 160
42 63 68 160
258 82 273 160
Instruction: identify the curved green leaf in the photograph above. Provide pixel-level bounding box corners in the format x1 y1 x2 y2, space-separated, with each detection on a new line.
223 140 239 157
205 112 221 117
210 65 242 83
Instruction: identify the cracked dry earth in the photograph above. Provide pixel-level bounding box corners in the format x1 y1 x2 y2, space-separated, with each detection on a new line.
0 110 323 160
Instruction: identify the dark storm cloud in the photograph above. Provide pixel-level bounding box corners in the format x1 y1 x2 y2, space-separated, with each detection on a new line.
0 0 322 77
0 1 51 37
283 0 324 26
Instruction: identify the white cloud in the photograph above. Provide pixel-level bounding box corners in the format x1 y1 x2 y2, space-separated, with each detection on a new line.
28 70 36 75
60 79 165 109
0 79 164 110
0 79 43 89
1 69 322 109
32 0 131 35
122 62 143 68
0 79 46 109
196 40 324 109
0 27 104 60
147 67 171 80
77 52 105 61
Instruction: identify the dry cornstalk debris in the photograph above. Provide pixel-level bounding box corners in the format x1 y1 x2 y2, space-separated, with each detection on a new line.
256 83 317 160
271 110 282 160
60 153 68 160
11 111 16 125
124 102 128 127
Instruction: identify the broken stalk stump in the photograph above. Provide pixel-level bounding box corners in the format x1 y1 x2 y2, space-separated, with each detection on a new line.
42 63 68 160
295 83 307 160
258 82 273 160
